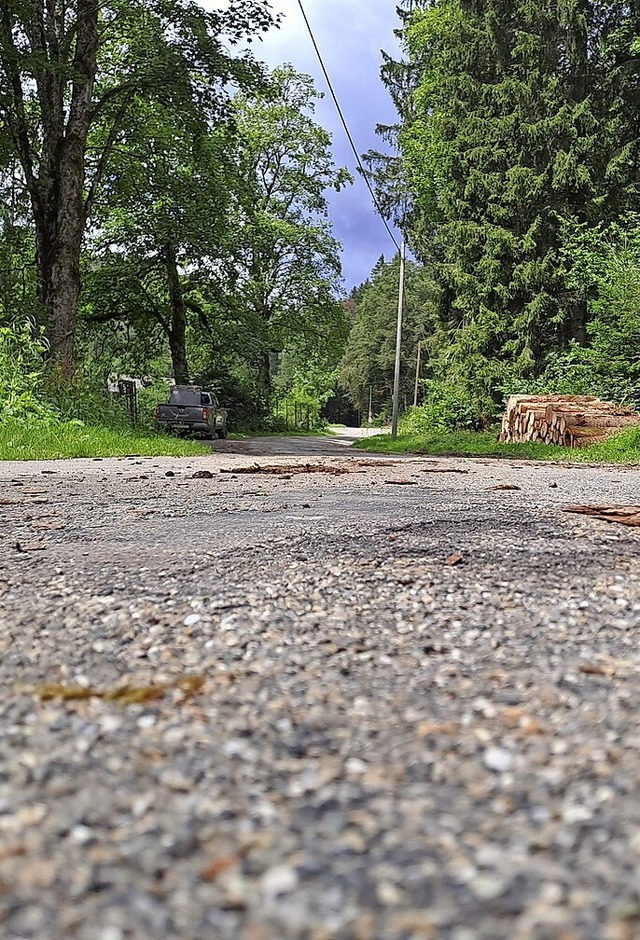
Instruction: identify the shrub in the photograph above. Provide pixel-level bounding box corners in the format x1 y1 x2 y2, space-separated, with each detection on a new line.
402 380 497 433
0 318 58 421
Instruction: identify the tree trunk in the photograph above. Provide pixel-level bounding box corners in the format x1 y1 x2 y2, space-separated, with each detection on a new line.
37 163 87 377
2 1 100 378
164 243 190 385
258 350 271 402
570 296 588 346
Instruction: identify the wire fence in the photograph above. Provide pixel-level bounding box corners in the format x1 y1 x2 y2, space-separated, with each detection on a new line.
272 398 313 431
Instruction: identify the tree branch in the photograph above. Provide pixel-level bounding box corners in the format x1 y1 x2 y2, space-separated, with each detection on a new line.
0 8 40 215
84 89 135 219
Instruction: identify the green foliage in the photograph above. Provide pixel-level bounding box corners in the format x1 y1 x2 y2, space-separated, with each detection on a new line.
224 66 352 399
77 65 350 420
0 166 37 326
339 256 437 416
189 368 263 431
381 0 640 416
0 0 278 371
401 380 493 433
0 319 57 421
274 348 341 430
43 371 130 428
509 216 640 406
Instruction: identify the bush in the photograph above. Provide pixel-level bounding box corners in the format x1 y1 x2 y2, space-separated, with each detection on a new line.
135 380 171 431
45 369 133 427
402 380 497 433
191 370 265 431
0 318 59 421
504 344 640 408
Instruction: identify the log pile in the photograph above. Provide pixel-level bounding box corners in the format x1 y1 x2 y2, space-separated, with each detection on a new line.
499 395 640 448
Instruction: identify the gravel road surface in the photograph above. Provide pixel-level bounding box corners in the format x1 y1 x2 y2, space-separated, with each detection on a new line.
1 436 640 940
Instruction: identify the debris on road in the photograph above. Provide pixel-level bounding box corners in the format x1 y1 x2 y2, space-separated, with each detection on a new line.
420 467 469 474
220 462 350 476
32 675 205 705
218 460 396 477
564 504 640 526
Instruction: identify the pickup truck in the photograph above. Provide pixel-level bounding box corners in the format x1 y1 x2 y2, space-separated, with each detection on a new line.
155 385 228 439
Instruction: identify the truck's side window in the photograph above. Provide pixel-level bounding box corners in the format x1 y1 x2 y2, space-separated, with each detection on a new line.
201 393 212 405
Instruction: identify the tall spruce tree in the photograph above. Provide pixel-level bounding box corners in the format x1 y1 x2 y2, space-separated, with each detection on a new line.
387 0 640 410
363 1 428 231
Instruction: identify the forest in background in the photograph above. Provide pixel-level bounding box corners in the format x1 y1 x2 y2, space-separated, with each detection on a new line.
355 0 640 431
1 0 640 440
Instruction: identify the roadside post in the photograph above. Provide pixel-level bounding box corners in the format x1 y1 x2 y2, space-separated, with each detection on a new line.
391 240 406 439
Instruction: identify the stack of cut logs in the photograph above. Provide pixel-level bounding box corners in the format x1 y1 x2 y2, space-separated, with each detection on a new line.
499 395 640 448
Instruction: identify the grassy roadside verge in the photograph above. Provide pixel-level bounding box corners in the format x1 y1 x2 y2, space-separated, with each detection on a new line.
354 427 640 465
0 419 209 460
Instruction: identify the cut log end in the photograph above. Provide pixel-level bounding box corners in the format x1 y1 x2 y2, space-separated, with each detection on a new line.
499 395 640 448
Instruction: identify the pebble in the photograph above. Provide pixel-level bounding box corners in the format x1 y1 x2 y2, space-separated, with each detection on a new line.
260 865 299 899
483 747 514 773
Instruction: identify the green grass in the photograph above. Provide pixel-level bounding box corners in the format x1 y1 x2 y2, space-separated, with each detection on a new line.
0 419 209 460
354 426 640 465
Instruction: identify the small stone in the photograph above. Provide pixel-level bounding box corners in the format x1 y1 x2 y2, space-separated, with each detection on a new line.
469 873 507 900
345 757 368 775
159 769 192 792
376 881 404 906
97 929 124 940
562 804 593 824
483 747 514 772
70 825 93 844
260 865 299 899
183 613 201 627
137 714 156 729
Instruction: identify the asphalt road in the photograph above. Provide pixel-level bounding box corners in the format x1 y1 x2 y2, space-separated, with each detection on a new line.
212 428 386 458
1 438 640 940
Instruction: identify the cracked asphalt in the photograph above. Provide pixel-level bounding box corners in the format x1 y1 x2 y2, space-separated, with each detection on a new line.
1 436 639 940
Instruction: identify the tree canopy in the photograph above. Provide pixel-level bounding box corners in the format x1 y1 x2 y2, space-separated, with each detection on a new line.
367 0 640 420
0 0 276 373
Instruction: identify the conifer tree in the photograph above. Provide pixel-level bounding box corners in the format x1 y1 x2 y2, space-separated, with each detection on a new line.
385 0 640 410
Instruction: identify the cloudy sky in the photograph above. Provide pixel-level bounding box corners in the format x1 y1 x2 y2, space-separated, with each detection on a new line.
214 0 403 289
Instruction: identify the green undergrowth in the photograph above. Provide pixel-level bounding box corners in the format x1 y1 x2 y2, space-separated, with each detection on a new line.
355 426 640 465
0 419 209 460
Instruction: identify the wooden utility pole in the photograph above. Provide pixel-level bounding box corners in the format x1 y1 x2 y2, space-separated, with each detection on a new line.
413 340 422 408
391 240 406 438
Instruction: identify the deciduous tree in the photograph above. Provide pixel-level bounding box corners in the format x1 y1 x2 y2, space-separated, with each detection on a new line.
0 0 275 376
224 66 352 401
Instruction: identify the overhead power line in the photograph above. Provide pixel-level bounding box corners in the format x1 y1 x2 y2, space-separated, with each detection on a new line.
295 0 401 253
